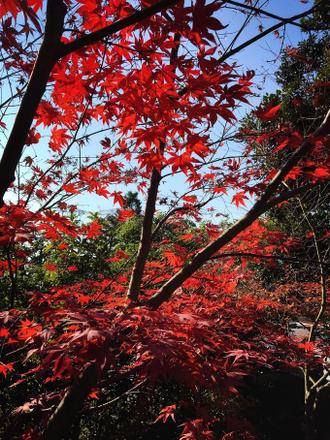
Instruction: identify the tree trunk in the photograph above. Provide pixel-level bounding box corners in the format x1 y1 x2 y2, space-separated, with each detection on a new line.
304 390 318 440
41 363 98 440
0 0 67 206
127 167 162 301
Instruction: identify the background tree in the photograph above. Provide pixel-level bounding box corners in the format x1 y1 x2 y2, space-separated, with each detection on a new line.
240 8 330 437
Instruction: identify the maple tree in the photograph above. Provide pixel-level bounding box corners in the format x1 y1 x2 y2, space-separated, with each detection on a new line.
0 0 329 439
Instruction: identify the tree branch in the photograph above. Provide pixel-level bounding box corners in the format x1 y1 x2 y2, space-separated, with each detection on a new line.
58 0 181 59
147 109 330 308
83 379 147 413
210 252 323 264
41 363 98 440
151 196 213 240
127 165 163 302
297 200 328 344
220 6 316 62
222 0 311 29
265 183 315 210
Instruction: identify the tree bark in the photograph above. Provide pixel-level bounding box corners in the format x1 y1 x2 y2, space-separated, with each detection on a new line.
304 389 318 440
41 363 98 440
127 167 162 301
0 0 67 207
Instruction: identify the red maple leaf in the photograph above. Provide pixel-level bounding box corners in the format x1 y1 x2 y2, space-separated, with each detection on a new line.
0 0 20 18
232 192 248 208
154 404 176 424
112 191 125 207
0 327 9 338
0 362 14 377
192 0 226 42
86 219 102 239
44 263 57 272
255 103 282 121
118 209 135 221
49 127 71 153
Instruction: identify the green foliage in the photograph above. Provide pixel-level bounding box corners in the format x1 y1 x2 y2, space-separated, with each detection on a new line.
124 191 142 215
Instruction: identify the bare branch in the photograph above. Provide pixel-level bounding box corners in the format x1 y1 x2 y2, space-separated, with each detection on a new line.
222 0 310 29
220 6 316 62
151 197 213 240
210 252 324 264
84 379 147 413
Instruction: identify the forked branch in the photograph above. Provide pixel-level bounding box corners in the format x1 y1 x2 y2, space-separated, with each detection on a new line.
147 109 330 308
127 33 181 302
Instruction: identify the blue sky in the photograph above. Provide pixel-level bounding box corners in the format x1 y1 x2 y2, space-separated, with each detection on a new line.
71 0 308 219
75 1 308 217
0 0 311 219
